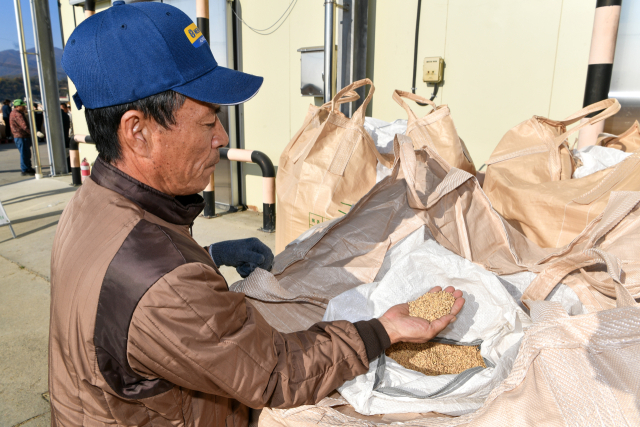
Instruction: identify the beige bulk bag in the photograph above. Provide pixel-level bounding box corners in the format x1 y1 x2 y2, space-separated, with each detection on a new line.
483 98 640 248
598 120 640 151
393 134 548 276
521 191 640 312
240 135 639 425
244 132 638 332
255 277 640 427
275 79 392 254
393 90 476 175
395 133 640 309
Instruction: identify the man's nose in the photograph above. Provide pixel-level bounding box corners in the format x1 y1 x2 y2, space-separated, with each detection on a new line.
214 120 230 148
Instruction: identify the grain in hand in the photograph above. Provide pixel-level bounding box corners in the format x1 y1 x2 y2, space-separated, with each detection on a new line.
387 290 485 376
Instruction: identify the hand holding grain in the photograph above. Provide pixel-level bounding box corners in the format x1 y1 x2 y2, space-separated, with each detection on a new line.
378 286 464 345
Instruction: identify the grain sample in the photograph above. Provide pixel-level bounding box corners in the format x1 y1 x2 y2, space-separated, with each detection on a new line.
388 290 485 376
386 342 485 376
408 291 456 321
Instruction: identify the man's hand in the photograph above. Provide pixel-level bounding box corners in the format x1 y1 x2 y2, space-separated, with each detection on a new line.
378 286 464 345
208 237 274 278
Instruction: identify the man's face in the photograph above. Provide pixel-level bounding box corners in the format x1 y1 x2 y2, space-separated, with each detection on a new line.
146 97 229 196
61 104 69 113
17 105 26 112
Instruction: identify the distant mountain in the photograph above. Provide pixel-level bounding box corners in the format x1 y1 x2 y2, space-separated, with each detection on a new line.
0 47 66 80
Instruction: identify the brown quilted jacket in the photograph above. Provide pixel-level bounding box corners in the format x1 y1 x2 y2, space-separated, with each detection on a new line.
10 109 30 138
49 157 390 426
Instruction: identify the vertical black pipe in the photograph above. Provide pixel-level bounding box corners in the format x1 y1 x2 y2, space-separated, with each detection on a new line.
69 139 81 185
197 18 209 43
250 151 276 233
411 0 422 95
231 0 245 209
262 203 276 232
352 0 369 115
84 0 95 17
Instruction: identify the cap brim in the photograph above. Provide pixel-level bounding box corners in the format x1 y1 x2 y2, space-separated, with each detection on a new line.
173 66 263 106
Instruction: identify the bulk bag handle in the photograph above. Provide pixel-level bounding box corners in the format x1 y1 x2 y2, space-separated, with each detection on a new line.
284 90 362 162
522 191 640 306
328 79 394 173
487 99 621 165
391 90 437 121
554 98 621 146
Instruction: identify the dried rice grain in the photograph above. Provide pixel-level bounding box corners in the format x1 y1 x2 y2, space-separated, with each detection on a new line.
386 342 485 376
388 290 485 376
408 291 455 321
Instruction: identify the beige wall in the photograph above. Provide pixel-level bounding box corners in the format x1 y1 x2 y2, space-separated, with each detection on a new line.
239 0 595 209
237 0 325 210
366 0 594 167
58 0 595 210
59 0 109 163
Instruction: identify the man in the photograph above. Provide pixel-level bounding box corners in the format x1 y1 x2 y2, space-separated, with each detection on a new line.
9 99 35 176
2 99 12 141
50 2 465 426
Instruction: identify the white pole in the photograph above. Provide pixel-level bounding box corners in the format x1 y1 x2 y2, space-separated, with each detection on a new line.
13 0 44 179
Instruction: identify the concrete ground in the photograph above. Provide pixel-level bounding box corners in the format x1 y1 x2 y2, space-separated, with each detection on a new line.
0 143 274 426
0 141 51 187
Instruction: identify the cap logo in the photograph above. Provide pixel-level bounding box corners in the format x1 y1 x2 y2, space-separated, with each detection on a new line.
184 23 206 48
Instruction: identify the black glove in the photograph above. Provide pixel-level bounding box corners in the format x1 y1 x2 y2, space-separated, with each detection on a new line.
208 237 274 278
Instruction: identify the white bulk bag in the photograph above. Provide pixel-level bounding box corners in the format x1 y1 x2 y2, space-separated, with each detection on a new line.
323 227 531 416
363 117 407 182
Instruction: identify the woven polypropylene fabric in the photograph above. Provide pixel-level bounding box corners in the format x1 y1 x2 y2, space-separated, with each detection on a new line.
257 300 640 427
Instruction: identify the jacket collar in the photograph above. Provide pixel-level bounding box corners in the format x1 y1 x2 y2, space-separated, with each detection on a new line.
91 157 205 226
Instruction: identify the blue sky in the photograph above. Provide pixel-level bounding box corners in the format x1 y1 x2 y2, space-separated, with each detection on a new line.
0 0 65 52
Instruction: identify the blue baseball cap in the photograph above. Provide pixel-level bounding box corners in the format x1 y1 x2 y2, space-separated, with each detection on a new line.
62 1 263 110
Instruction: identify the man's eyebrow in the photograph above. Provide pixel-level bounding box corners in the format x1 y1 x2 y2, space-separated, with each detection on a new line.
211 104 221 114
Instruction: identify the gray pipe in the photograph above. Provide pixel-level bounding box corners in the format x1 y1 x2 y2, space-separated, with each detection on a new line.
324 0 334 103
30 0 68 175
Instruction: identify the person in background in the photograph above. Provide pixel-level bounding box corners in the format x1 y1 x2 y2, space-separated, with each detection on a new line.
2 99 12 141
60 102 71 148
34 103 45 142
10 99 35 176
61 102 72 169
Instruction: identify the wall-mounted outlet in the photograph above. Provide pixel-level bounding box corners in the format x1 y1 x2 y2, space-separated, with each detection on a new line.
423 57 444 83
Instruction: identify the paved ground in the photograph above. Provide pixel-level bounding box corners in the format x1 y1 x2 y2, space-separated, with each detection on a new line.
0 143 274 426
0 141 51 187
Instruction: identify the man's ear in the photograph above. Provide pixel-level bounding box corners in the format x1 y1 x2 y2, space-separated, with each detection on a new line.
118 110 150 158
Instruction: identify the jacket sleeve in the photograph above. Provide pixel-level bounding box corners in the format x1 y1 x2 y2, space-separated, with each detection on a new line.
127 262 384 409
11 112 29 135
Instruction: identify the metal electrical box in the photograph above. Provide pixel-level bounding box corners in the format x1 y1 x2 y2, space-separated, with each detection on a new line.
423 57 444 83
298 46 336 97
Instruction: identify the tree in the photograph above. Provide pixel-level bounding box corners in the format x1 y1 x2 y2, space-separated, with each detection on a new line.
0 76 69 103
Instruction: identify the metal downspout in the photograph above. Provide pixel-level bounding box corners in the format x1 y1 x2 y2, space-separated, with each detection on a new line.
197 0 217 218
30 0 69 176
324 0 335 104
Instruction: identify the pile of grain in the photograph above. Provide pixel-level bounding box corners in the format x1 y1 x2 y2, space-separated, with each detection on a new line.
408 291 456 321
386 342 485 376
386 291 485 376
